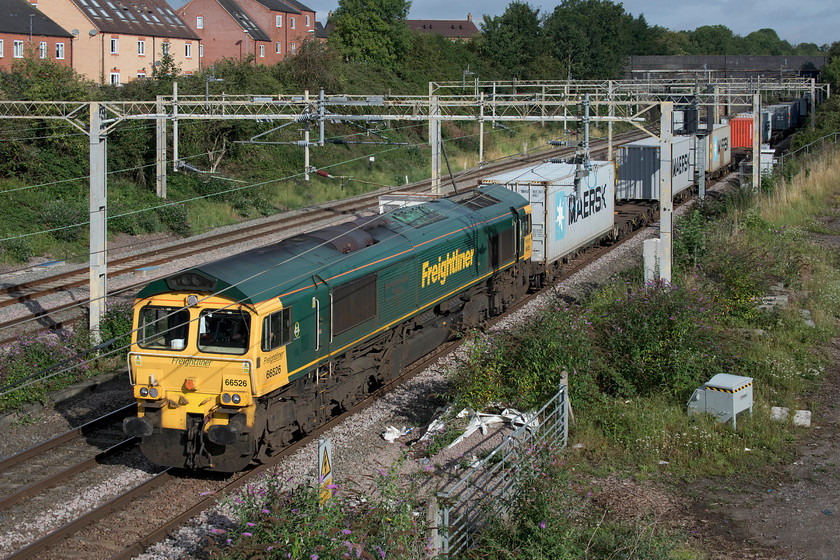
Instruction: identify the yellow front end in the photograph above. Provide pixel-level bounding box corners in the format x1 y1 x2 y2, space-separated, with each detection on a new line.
124 295 265 471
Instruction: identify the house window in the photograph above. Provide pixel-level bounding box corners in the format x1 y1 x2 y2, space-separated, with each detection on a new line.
275 42 281 54
39 42 47 59
162 42 170 55
259 44 264 57
196 16 203 29
55 42 65 59
199 44 203 57
290 17 295 29
137 72 146 78
275 15 282 27
138 40 145 55
290 42 295 55
306 14 310 26
110 38 118 54
110 72 120 85
185 43 192 58
14 40 24 58
0 40 4 58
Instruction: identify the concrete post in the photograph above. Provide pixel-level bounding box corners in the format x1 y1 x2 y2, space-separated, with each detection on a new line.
752 93 761 191
304 89 310 181
89 103 108 344
155 95 167 198
479 92 485 167
172 81 179 172
659 101 673 283
430 95 441 195
608 80 614 162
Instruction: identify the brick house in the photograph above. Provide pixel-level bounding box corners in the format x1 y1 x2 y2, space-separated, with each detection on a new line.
406 13 479 41
32 0 200 84
0 0 74 71
177 0 315 65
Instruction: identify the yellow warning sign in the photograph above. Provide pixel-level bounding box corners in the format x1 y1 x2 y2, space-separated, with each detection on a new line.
321 449 331 478
318 437 333 507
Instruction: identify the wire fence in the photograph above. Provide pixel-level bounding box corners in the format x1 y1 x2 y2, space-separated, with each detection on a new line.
738 131 840 189
430 385 568 558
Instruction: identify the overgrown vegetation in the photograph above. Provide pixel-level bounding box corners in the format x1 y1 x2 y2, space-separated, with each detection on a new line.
208 461 427 560
0 300 133 412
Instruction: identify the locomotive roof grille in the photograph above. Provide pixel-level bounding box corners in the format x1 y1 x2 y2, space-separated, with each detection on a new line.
451 191 500 211
390 205 446 228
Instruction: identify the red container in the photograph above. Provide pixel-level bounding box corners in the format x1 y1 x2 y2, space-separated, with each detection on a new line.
730 117 754 148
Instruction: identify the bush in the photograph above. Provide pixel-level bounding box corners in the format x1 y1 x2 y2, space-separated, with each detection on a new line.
40 199 87 242
590 280 732 400
155 203 191 236
0 331 89 411
0 236 34 263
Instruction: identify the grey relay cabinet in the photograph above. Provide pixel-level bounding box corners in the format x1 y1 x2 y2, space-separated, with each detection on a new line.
687 374 753 430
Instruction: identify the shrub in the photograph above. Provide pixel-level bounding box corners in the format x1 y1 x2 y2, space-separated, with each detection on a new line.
156 203 191 236
40 199 87 242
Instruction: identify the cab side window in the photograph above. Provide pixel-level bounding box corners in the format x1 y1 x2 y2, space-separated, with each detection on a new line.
262 308 292 351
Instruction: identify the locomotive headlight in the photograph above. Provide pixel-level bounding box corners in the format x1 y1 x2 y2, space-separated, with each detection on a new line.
139 387 149 397
232 394 241 405
149 387 159 399
222 393 231 404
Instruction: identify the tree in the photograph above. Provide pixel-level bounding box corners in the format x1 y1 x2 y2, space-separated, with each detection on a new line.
330 0 411 69
478 2 542 79
543 0 637 79
686 25 737 55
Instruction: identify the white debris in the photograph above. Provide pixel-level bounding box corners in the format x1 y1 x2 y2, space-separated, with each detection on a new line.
381 426 410 442
446 408 535 449
770 406 812 427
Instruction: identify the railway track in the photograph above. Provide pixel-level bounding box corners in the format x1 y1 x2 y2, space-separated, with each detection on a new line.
0 186 662 559
0 130 647 346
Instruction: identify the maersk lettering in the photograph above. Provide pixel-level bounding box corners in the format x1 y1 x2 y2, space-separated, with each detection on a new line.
567 185 608 225
421 248 475 288
672 153 690 177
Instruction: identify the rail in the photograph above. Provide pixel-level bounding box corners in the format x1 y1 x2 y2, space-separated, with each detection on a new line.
433 385 568 557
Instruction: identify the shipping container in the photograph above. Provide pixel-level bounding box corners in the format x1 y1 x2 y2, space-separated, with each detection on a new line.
788 100 800 127
707 123 732 175
481 161 614 266
730 117 753 148
616 136 693 200
768 104 791 133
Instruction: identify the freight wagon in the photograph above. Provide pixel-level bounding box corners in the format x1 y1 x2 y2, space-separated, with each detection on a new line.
615 136 694 200
480 161 616 285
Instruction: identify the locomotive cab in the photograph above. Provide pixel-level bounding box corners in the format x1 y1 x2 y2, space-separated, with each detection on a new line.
125 291 266 472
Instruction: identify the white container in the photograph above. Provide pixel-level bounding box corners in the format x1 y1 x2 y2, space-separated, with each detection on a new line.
707 123 732 174
481 161 614 266
616 135 693 200
171 338 185 350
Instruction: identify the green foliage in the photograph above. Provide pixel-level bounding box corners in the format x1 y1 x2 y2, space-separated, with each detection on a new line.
590 280 732 400
0 331 90 411
331 0 412 69
40 199 87 242
155 203 191 237
479 2 543 79
0 235 33 263
466 445 688 559
210 460 426 559
99 300 134 348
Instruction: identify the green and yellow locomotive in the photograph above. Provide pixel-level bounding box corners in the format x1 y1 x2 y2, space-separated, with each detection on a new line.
124 185 532 471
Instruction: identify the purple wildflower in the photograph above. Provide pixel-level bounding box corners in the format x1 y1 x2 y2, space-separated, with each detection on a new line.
342 528 352 535
246 522 256 527
242 532 252 537
539 520 546 529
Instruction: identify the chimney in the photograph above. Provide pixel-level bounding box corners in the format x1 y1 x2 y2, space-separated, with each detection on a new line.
467 12 472 22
